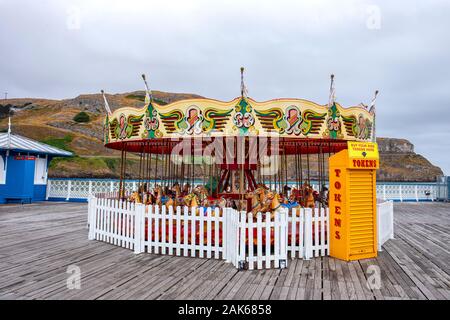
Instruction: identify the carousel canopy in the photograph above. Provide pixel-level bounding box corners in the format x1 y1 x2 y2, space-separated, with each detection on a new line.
104 96 375 155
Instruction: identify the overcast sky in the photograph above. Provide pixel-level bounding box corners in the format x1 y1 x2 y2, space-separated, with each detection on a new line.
1 0 449 175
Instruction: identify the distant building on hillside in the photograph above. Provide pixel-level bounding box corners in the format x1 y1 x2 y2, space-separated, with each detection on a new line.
0 128 72 204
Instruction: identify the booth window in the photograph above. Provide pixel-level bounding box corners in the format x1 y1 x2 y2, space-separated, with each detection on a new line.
0 155 5 184
34 157 48 185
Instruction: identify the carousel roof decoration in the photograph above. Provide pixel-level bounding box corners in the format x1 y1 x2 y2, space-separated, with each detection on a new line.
102 70 377 155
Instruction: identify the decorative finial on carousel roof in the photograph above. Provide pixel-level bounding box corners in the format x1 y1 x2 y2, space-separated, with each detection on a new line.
370 90 379 143
100 89 112 115
240 67 247 98
328 74 336 108
369 90 379 115
141 73 153 105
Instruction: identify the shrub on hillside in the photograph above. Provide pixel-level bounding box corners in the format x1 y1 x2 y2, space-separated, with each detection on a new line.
73 111 90 123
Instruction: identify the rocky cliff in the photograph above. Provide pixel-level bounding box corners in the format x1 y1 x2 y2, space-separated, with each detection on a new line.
0 92 443 182
376 138 442 182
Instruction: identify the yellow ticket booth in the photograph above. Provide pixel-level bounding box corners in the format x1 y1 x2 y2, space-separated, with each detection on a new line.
329 141 379 261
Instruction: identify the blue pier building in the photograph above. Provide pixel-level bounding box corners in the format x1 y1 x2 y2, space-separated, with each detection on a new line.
0 128 72 204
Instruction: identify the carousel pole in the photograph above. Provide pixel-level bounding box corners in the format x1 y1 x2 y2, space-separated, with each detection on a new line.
306 140 310 185
147 141 151 189
154 142 159 187
299 144 303 187
277 148 281 193
137 144 142 195
295 144 299 190
268 138 272 190
256 137 261 184
318 144 322 193
318 144 323 211
209 158 213 197
191 139 194 191
284 144 288 193
118 145 124 200
137 145 142 189
164 141 169 189
168 141 172 188
181 160 185 190
123 143 128 196
322 145 326 190
239 137 245 210
162 143 166 188
326 140 331 189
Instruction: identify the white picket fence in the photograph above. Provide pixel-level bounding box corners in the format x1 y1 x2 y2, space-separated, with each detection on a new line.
49 178 437 202
377 200 394 251
87 197 138 251
143 206 225 259
87 197 393 270
232 210 289 270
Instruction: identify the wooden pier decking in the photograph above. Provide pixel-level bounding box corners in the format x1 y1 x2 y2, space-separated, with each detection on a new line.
0 202 449 300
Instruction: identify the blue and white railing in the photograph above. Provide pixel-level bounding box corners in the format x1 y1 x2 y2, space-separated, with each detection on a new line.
46 178 437 203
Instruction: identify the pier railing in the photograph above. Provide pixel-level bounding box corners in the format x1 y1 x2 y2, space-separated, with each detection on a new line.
48 178 437 202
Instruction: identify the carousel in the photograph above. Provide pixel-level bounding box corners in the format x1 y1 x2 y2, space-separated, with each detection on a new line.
101 70 376 217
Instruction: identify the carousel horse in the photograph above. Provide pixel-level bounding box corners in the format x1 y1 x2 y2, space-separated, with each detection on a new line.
281 193 301 210
128 190 142 203
194 185 209 206
153 185 163 207
165 191 175 210
316 186 329 207
183 192 199 208
163 186 171 197
182 183 191 196
142 191 154 205
171 183 183 207
217 196 227 209
128 185 143 203
245 184 269 214
304 185 316 208
266 191 282 213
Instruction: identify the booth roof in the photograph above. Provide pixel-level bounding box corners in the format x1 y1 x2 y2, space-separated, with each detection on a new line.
0 133 72 157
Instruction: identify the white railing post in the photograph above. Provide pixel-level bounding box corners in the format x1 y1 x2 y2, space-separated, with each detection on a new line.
66 180 72 201
224 208 230 263
110 181 114 193
45 179 51 200
88 180 93 198
134 203 145 254
414 185 419 202
279 208 288 269
88 197 96 240
389 201 394 239
238 211 247 269
399 185 403 202
304 209 313 260
377 200 395 251
377 202 382 252
383 184 386 201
